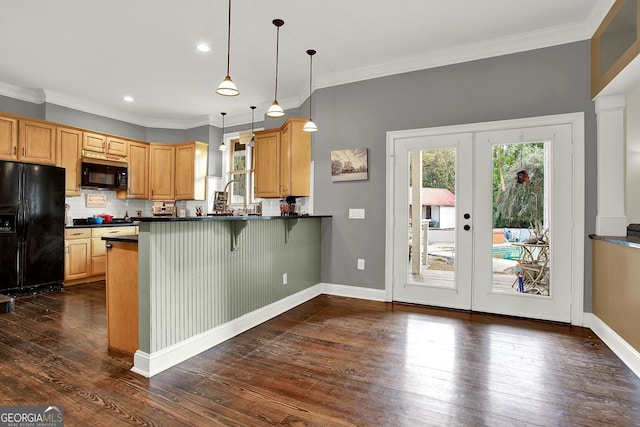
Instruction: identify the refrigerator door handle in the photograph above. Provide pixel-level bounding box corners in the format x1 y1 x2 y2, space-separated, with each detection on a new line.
22 199 29 240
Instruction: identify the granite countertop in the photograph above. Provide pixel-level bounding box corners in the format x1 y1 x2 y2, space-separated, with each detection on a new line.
132 215 331 222
66 221 139 229
589 234 640 249
101 235 139 243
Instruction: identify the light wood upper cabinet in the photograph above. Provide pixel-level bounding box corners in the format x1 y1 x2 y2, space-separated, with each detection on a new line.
253 130 281 198
83 132 128 158
119 140 149 199
254 118 311 198
56 126 82 196
149 144 175 199
83 131 106 153
175 141 208 201
18 120 56 165
0 115 18 161
106 136 128 157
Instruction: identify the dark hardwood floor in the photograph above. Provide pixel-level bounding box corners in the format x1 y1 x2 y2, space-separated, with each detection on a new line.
0 282 639 426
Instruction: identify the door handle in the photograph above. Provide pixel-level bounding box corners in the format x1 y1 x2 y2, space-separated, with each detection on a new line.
464 213 471 219
464 224 471 231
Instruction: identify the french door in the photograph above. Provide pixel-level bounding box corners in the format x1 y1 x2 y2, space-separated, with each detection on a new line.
388 118 578 323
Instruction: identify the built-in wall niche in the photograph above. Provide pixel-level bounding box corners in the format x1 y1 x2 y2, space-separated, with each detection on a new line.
592 0 640 98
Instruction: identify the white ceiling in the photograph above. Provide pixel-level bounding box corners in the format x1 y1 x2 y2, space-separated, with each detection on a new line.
0 1 614 128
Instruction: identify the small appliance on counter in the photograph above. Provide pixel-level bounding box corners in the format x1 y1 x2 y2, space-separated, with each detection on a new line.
152 200 176 217
280 196 297 216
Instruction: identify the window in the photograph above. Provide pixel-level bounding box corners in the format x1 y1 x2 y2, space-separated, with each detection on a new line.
227 135 254 209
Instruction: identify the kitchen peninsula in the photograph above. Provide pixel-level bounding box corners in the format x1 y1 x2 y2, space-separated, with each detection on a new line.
103 215 327 377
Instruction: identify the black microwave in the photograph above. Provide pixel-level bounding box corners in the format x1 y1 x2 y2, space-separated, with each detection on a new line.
81 162 128 190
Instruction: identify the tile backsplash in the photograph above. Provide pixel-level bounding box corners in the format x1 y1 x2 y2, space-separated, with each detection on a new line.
66 187 313 225
65 189 148 225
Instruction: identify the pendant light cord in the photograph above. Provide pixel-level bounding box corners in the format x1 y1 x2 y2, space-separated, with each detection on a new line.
274 23 281 100
308 53 313 118
225 0 232 76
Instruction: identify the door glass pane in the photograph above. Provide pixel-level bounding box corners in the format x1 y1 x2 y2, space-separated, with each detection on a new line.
407 148 456 288
491 142 550 296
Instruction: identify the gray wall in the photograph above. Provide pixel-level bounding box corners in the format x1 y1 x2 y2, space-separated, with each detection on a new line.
45 104 147 140
0 95 44 118
310 41 597 311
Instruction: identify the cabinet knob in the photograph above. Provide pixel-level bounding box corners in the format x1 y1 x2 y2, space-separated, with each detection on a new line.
13 146 17 155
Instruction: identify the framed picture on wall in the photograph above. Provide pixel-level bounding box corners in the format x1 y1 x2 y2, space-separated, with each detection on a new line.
330 148 368 182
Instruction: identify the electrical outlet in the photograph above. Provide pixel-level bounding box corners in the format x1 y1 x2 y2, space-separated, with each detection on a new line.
283 273 288 285
349 209 365 219
357 259 365 270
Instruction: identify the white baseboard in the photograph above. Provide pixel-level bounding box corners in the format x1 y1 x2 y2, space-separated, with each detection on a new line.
585 312 640 380
321 282 387 301
132 284 323 377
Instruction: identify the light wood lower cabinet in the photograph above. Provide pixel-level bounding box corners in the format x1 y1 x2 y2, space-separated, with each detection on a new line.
64 228 91 282
105 240 139 354
64 226 138 286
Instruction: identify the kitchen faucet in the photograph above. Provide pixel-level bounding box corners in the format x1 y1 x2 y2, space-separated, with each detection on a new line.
222 178 247 214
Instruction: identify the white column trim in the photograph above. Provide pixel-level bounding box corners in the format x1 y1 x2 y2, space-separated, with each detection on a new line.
595 94 627 236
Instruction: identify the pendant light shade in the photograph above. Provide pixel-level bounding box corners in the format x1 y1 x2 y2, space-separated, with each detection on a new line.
218 112 227 151
248 106 256 147
216 0 239 96
303 49 318 132
266 19 285 118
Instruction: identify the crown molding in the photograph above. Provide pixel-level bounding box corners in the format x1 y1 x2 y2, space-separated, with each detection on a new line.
0 82 45 104
315 19 595 91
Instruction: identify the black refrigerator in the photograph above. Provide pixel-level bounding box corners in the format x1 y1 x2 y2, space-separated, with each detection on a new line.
0 160 65 296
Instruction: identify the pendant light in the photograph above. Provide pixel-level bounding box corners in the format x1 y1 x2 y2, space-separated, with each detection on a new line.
248 105 256 147
303 49 318 132
266 19 285 118
218 112 227 151
216 0 239 96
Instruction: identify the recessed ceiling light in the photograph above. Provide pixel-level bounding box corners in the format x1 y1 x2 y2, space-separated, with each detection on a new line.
123 96 134 102
197 43 211 52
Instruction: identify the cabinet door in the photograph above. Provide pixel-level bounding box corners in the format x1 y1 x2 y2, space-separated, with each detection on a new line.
287 119 311 197
83 132 106 153
64 238 91 281
175 143 195 200
123 141 149 199
19 120 56 165
0 116 18 161
253 130 281 198
106 136 128 157
149 144 175 199
280 122 291 196
56 127 82 196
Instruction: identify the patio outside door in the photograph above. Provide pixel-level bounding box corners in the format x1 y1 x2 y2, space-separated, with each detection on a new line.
388 119 577 323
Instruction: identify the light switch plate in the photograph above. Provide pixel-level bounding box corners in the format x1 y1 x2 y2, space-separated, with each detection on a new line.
349 209 365 219
357 259 365 270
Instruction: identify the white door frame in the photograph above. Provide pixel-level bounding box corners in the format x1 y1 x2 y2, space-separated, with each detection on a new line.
385 113 585 326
